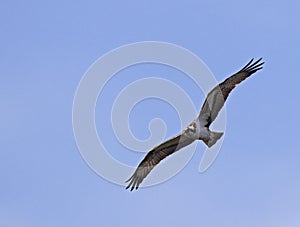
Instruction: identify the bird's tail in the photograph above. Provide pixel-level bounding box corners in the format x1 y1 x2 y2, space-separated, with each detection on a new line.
203 131 224 148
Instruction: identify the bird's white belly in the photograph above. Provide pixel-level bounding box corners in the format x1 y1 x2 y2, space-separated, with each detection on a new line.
198 127 210 140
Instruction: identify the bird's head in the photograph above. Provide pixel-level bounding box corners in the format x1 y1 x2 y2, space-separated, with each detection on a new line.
184 124 197 139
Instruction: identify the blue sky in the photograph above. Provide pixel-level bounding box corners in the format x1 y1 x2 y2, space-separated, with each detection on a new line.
1 0 300 226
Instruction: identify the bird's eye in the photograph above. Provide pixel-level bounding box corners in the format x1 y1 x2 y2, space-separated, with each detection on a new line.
188 127 195 133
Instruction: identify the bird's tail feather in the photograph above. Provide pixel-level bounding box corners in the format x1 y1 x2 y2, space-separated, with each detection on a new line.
203 131 224 147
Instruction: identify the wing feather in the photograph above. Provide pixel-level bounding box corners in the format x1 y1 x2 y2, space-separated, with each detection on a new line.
199 58 264 127
125 134 195 190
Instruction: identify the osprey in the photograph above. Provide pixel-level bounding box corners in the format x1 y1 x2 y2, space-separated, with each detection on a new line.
126 58 264 190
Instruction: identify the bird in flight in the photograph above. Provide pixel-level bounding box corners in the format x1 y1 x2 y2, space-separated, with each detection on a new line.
126 58 264 190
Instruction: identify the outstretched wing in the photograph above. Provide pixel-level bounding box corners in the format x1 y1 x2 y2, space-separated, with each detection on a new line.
199 58 264 128
126 134 195 190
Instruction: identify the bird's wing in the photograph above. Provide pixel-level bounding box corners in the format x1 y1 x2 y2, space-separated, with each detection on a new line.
198 58 264 127
126 134 195 190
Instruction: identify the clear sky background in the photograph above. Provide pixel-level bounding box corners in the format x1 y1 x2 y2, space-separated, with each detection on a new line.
1 0 300 226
